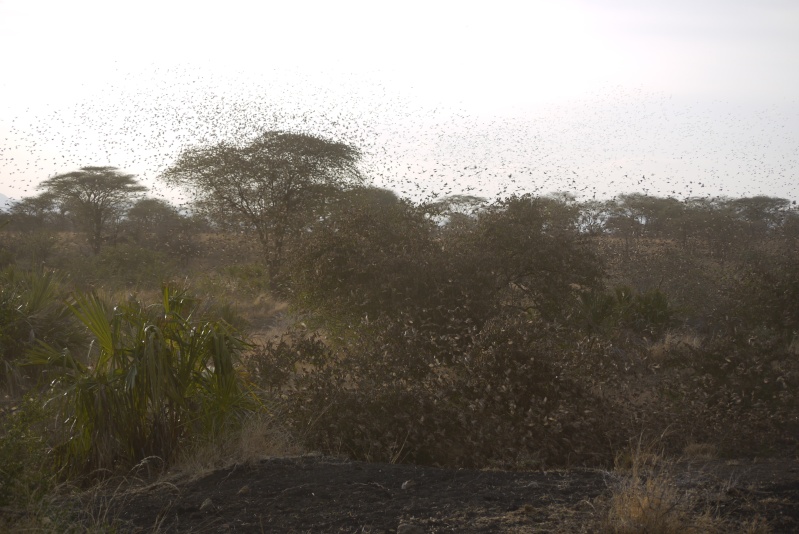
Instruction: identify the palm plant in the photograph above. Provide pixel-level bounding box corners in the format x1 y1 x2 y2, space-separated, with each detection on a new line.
0 266 83 395
29 286 257 479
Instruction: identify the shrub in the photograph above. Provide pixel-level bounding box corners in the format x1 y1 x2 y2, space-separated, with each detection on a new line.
664 336 799 456
576 285 675 339
222 263 272 294
246 328 328 393
270 316 623 468
29 286 258 479
3 230 57 269
286 190 438 332
739 250 799 343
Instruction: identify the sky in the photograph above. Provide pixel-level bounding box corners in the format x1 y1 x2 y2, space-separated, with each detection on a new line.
1 0 798 207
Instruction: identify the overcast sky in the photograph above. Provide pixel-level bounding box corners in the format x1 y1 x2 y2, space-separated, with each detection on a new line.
1 0 798 204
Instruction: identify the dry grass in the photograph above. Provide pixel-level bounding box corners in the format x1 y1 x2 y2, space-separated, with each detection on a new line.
788 335 799 355
40 411 305 532
604 473 722 534
648 330 703 362
0 477 139 534
601 438 752 534
683 442 718 460
168 410 303 482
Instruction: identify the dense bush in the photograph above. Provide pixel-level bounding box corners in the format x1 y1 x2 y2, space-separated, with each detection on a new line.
655 336 799 456
286 188 440 330
288 192 604 340
2 186 797 490
258 317 629 468
121 198 202 267
0 230 57 268
259 313 798 468
738 249 799 343
577 285 675 338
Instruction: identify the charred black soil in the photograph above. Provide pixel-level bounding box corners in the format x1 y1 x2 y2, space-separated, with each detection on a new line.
79 455 799 533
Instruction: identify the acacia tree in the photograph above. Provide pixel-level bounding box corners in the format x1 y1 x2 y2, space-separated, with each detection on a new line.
287 186 438 327
471 194 604 321
161 131 363 286
123 197 200 265
8 192 62 232
37 166 146 254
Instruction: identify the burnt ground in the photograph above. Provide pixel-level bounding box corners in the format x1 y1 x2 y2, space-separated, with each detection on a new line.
77 455 799 533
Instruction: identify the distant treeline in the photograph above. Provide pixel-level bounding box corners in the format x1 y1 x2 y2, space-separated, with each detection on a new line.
3 188 797 250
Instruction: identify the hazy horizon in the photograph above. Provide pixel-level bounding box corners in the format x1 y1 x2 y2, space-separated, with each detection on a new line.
1 0 798 205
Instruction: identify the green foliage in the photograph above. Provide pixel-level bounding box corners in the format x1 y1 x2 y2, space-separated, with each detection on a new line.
2 181 796 487
0 396 56 507
29 286 257 478
6 192 63 233
579 286 674 338
274 192 642 467
0 247 12 269
0 266 84 394
8 230 57 268
630 288 672 332
576 289 618 335
0 216 14 268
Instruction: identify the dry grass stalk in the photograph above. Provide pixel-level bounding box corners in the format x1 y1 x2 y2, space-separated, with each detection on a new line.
603 438 730 534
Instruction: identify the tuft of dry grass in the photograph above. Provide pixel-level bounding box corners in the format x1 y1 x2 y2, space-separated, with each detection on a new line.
739 516 773 534
604 473 722 534
600 437 760 534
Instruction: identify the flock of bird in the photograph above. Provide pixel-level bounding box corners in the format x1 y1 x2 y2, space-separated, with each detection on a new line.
1 64 797 208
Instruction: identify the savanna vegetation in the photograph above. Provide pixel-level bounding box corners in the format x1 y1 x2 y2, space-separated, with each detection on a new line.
1 131 797 531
